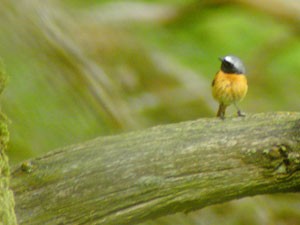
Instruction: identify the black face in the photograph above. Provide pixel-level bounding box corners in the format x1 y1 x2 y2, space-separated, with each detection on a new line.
220 55 246 74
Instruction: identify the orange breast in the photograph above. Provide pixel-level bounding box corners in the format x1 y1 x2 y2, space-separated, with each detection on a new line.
212 71 248 106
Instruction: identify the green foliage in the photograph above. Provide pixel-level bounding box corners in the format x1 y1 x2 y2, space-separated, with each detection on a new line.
0 0 298 162
0 0 299 224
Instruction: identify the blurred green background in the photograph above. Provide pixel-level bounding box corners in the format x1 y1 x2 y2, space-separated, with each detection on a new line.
0 0 299 224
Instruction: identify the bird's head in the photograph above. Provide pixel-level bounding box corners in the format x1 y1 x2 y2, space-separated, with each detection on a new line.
219 55 246 74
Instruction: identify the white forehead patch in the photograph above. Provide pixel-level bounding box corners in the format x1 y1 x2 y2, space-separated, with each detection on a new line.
224 56 236 64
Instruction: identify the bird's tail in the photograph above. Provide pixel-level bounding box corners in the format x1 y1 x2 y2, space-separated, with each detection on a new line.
217 103 227 119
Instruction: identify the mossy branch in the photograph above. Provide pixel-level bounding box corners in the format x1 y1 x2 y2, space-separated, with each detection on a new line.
11 112 300 224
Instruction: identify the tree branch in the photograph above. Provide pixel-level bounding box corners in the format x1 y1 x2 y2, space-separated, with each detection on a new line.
11 112 300 224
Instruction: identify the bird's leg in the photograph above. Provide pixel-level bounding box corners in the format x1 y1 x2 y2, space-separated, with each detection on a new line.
234 102 246 117
217 103 226 119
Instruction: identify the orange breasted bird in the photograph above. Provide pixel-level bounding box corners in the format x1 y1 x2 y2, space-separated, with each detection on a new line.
212 55 248 119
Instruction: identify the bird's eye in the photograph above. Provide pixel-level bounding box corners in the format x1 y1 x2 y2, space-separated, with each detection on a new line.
224 61 232 67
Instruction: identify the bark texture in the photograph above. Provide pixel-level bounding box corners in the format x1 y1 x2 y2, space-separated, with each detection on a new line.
11 112 300 225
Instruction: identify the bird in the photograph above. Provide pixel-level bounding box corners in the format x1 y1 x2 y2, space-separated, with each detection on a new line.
211 55 248 119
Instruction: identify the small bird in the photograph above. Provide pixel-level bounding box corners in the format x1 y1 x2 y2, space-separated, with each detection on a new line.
212 55 248 119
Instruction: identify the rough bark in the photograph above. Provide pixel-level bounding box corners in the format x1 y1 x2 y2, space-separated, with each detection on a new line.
11 112 300 225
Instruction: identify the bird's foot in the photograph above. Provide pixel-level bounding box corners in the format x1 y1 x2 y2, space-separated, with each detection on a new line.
237 110 246 117
219 115 225 120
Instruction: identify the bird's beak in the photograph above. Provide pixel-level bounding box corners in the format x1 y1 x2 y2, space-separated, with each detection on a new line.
218 57 224 62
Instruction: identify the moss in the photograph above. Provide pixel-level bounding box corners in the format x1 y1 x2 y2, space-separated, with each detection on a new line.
20 161 34 173
0 152 17 225
0 61 17 224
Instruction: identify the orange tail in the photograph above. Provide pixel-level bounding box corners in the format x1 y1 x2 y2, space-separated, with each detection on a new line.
217 103 227 119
